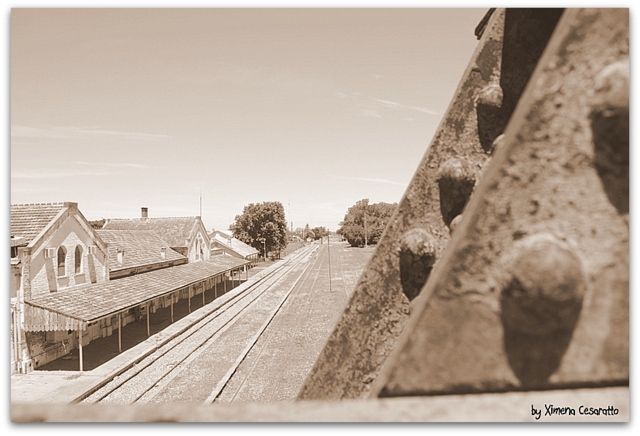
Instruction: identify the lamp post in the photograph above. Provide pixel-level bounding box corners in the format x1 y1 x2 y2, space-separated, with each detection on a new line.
260 238 267 262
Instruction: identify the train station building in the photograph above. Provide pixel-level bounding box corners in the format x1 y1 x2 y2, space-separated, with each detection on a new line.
11 202 249 374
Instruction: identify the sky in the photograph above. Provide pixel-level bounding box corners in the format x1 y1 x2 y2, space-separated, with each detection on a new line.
9 7 490 232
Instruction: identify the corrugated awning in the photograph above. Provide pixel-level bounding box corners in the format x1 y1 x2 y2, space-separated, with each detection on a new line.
23 256 249 332
23 304 86 332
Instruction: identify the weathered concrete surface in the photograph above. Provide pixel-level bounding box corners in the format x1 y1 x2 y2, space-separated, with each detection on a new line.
11 387 628 422
299 8 562 400
372 8 628 397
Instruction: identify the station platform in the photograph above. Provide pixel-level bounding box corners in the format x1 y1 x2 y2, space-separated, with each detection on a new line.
11 277 246 404
11 247 303 405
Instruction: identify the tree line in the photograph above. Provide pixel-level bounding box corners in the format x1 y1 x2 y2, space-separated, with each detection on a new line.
229 198 397 258
337 199 397 247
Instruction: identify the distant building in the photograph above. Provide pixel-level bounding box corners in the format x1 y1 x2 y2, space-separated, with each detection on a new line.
95 229 188 279
102 207 211 263
209 229 260 267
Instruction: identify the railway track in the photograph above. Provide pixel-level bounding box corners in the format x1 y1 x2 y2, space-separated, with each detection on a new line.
210 242 331 403
81 243 319 405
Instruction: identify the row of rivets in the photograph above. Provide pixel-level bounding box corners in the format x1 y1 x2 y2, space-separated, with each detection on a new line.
397 83 500 302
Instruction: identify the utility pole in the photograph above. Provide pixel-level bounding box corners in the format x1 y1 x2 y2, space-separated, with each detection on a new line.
327 230 332 292
364 206 368 248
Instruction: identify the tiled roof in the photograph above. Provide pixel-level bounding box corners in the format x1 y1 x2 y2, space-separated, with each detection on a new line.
103 217 199 248
10 203 67 244
96 230 186 272
25 256 249 325
211 234 259 258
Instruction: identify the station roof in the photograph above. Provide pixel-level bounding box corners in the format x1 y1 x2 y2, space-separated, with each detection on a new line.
103 217 202 248
23 256 249 332
210 233 259 258
96 229 186 272
10 203 67 244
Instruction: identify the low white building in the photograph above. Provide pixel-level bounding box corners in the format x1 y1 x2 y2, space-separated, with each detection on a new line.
210 229 260 267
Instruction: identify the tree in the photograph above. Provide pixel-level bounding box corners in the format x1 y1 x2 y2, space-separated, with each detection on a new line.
338 199 397 247
311 226 327 240
230 201 288 259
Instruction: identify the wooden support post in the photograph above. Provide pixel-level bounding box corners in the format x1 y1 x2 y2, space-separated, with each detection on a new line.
171 294 174 323
214 279 218 299
224 275 227 294
203 284 205 305
78 330 84 373
118 313 122 353
146 303 150 337
188 288 191 313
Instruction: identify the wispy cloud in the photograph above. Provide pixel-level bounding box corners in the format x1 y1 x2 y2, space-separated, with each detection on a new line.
361 109 382 119
330 174 407 187
372 98 440 117
72 161 151 169
12 161 154 179
12 169 112 179
356 177 407 187
335 89 440 120
11 125 170 141
374 98 402 109
410 106 440 116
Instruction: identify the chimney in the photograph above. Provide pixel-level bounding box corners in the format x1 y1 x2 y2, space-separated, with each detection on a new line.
160 247 166 259
141 207 148 219
117 248 125 266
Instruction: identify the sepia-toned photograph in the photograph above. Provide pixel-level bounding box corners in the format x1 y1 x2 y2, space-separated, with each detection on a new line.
8 4 630 424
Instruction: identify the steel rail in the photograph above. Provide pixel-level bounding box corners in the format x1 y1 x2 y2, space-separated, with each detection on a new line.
81 244 317 404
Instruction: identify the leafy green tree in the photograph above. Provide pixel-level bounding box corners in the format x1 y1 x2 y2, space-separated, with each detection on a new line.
338 199 397 247
230 201 288 259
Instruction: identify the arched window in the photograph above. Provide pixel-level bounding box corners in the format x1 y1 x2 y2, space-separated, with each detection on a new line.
74 245 83 274
195 239 201 261
57 246 67 277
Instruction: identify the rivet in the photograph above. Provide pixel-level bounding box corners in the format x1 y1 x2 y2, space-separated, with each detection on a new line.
476 84 504 153
591 60 629 116
449 214 463 233
436 158 477 226
399 228 437 302
589 59 629 214
491 133 505 155
476 84 503 108
499 233 586 335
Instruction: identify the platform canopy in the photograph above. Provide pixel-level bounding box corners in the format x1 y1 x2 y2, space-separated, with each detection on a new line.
23 256 249 332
